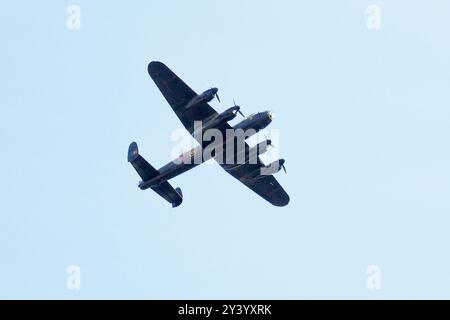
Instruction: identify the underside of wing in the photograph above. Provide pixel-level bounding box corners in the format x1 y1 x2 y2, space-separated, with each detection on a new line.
223 163 290 206
148 61 219 135
240 174 290 207
219 147 290 207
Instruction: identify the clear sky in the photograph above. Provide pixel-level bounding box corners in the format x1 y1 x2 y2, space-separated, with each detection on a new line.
1 1 450 299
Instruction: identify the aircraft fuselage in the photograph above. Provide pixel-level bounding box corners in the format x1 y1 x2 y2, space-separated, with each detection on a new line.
138 111 273 190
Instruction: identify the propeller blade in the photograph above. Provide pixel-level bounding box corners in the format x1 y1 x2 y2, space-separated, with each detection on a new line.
264 133 275 148
232 100 244 117
215 93 221 103
282 163 287 175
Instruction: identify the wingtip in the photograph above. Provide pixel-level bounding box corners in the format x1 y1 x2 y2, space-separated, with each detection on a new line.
274 193 290 207
284 193 290 206
148 61 166 76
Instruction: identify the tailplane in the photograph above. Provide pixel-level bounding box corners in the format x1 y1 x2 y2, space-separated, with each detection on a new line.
128 142 183 208
128 142 159 181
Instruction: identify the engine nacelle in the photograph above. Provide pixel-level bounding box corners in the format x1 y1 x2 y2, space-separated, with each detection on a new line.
218 106 240 122
201 106 241 132
186 88 218 109
248 140 272 157
261 159 285 175
241 159 286 179
247 159 285 178
231 139 272 165
233 111 273 135
233 139 271 162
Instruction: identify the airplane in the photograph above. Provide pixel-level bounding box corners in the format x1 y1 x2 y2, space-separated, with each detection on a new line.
128 61 290 208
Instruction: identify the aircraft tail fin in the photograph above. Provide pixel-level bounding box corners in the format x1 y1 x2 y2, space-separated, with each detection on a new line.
128 142 183 208
128 142 159 181
151 183 183 208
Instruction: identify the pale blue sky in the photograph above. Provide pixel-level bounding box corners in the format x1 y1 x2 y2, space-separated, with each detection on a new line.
1 1 450 299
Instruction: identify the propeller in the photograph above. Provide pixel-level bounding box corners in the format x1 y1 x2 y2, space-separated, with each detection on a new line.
233 100 245 117
281 162 287 175
264 133 275 149
278 159 287 175
210 86 220 103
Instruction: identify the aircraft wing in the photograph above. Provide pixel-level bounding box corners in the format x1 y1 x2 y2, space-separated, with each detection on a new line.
219 158 290 207
148 61 227 141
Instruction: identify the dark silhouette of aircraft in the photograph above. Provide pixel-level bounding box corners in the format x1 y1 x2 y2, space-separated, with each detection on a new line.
128 61 289 208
